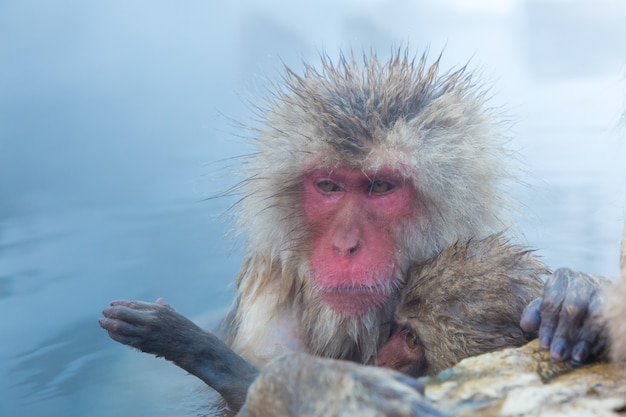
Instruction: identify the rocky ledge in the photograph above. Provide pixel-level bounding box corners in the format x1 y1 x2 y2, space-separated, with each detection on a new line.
421 339 626 416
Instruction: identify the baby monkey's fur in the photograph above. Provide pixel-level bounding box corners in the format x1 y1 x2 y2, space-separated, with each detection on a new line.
378 234 548 377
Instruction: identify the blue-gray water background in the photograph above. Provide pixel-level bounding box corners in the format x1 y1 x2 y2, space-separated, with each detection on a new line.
1 1 626 416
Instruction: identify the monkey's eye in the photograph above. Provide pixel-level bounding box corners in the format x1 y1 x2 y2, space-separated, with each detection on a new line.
405 330 420 350
317 180 343 193
367 180 395 194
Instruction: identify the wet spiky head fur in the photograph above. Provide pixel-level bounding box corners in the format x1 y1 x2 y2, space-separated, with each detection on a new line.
225 50 516 365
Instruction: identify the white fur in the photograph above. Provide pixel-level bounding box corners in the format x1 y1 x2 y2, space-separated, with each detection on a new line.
223 51 514 365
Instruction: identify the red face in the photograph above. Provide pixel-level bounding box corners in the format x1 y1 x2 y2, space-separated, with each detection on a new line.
303 167 416 318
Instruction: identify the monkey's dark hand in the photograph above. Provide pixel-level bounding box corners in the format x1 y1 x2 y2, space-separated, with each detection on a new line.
99 298 199 360
238 353 447 417
99 299 258 411
520 267 610 365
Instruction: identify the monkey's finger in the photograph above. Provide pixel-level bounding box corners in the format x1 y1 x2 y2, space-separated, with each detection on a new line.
102 305 157 326
537 271 568 349
570 340 591 365
109 299 157 311
98 317 143 337
520 297 542 333
155 297 173 309
548 300 587 362
571 322 602 365
546 268 593 361
100 322 145 348
571 294 607 364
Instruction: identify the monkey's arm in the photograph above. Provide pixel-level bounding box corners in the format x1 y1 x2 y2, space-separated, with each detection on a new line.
98 299 258 411
238 352 447 417
520 267 610 365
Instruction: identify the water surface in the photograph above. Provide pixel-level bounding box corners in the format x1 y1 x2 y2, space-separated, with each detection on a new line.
1 1 626 416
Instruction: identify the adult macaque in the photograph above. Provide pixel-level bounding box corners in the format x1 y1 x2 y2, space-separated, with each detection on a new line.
376 235 547 377
100 50 609 414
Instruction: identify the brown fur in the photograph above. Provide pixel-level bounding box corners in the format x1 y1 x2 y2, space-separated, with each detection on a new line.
391 234 548 376
222 50 514 366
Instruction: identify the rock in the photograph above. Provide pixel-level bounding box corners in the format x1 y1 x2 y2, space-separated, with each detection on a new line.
421 339 626 416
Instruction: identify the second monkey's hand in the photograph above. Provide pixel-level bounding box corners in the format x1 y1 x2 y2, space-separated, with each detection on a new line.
520 267 610 365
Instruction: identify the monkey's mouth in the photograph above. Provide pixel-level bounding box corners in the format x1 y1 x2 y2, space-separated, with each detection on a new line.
318 284 393 319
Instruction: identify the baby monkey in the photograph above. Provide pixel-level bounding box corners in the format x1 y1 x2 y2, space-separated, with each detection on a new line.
376 234 548 377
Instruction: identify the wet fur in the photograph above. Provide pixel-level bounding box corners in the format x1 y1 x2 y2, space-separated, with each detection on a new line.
396 234 548 375
223 50 514 365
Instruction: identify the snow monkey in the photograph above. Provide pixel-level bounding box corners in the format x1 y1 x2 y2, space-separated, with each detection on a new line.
99 50 609 414
376 234 548 377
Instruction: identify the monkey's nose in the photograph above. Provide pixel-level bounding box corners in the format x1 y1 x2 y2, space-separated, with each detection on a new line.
333 239 361 257
331 217 362 257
